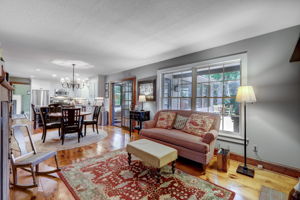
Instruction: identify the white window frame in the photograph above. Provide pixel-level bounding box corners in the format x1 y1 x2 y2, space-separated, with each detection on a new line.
157 53 247 142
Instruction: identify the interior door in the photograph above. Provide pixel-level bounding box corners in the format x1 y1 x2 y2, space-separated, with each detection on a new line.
112 83 122 127
121 80 133 128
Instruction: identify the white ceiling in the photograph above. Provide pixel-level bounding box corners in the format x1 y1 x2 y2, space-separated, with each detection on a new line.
1 0 300 80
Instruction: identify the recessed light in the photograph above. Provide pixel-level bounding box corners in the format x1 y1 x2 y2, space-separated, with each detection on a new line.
52 74 57 77
35 68 41 71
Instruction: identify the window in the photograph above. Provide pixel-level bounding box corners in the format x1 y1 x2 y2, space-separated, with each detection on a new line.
196 61 241 134
158 54 246 137
162 70 192 110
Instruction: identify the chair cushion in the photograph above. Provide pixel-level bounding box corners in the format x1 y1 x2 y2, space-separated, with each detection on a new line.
155 112 176 129
15 151 57 166
46 122 61 128
182 114 214 136
140 128 209 153
173 114 188 130
83 120 96 124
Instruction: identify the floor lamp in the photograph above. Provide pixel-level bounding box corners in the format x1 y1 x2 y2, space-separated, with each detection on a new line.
236 86 256 178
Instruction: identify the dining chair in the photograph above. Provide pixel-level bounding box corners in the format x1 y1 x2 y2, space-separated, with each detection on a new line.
83 106 101 136
40 107 61 143
61 108 81 145
31 104 39 129
49 103 62 113
10 124 60 189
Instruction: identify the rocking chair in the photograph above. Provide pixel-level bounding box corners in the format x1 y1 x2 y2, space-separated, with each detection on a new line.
10 124 60 189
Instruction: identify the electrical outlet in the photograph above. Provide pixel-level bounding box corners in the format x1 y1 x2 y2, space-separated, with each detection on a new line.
253 145 258 153
257 164 263 169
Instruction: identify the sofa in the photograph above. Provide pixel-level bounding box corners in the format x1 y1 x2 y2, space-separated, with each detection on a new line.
140 110 220 170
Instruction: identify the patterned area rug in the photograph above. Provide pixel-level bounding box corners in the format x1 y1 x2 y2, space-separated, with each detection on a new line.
28 128 107 152
58 150 235 200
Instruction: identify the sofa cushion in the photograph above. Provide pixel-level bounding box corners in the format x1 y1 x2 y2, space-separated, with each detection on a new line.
173 114 188 130
155 111 176 129
140 128 209 153
182 114 214 136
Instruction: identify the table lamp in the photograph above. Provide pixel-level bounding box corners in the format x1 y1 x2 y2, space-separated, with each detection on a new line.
236 85 256 177
139 95 146 111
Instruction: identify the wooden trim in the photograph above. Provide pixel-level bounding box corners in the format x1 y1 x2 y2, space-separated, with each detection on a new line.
10 81 30 85
214 149 300 178
0 66 14 90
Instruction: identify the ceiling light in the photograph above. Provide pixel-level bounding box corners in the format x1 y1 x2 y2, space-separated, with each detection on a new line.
35 68 41 71
51 59 94 69
52 74 57 77
54 63 88 91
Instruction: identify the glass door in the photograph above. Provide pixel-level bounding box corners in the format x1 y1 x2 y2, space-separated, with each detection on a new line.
112 83 122 127
121 80 133 128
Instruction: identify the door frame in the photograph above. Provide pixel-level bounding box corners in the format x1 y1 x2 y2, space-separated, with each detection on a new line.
109 77 136 126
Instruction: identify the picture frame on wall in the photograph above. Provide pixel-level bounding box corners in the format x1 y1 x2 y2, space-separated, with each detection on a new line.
105 83 109 98
138 79 156 101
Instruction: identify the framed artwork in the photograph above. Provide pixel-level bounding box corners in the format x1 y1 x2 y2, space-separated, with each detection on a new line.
138 79 156 101
105 83 109 98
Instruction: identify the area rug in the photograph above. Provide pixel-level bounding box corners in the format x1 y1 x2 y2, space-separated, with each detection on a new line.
28 128 108 152
58 150 235 200
259 186 288 200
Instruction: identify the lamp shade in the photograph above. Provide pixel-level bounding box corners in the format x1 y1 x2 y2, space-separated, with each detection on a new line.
139 95 146 102
236 86 256 103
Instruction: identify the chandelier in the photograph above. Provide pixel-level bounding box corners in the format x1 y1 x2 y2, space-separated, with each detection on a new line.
60 63 88 91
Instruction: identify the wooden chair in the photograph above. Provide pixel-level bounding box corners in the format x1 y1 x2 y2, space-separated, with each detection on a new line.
10 124 60 189
61 108 81 145
83 106 101 136
40 107 61 143
31 104 39 129
49 103 62 113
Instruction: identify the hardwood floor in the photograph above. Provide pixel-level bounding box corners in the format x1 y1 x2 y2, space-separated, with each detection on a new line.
9 122 297 200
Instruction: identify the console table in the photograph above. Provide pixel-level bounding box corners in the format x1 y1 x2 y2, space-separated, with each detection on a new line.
129 110 150 137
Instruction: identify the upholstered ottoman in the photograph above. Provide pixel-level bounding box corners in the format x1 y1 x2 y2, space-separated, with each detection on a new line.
126 139 178 174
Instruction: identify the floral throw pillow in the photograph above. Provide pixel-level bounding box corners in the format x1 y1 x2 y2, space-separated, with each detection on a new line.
156 112 177 129
182 114 215 136
173 114 189 130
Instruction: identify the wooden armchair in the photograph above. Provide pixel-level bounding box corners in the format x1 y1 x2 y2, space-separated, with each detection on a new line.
10 124 60 189
61 108 81 145
83 106 101 136
40 107 61 143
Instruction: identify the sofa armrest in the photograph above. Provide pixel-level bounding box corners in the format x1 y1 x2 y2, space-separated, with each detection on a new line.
202 130 218 144
143 120 156 129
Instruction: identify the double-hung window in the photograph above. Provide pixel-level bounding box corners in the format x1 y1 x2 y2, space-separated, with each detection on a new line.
158 54 247 138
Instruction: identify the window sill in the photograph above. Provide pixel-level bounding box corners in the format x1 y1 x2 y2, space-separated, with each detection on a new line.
217 132 248 145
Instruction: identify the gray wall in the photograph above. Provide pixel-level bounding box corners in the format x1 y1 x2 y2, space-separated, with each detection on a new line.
106 25 300 169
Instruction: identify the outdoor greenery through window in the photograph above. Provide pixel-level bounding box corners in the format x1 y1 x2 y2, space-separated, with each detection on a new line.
160 56 244 135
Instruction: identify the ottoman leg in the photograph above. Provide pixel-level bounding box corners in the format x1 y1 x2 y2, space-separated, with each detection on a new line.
156 168 161 183
128 153 131 165
172 161 176 174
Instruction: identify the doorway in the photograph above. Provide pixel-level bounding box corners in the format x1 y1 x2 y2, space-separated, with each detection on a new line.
110 78 136 129
112 82 122 127
11 83 31 117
